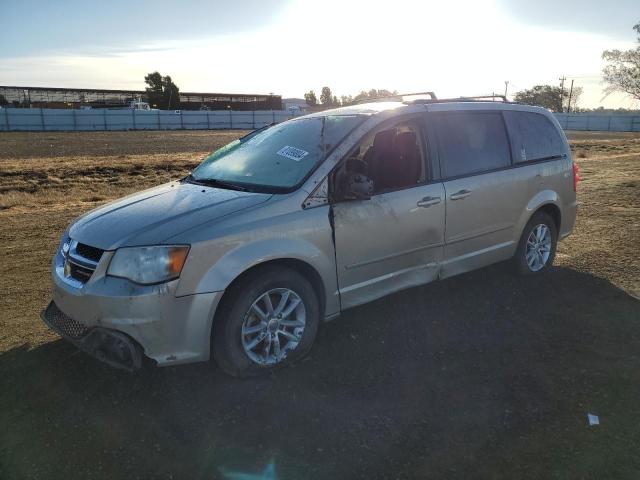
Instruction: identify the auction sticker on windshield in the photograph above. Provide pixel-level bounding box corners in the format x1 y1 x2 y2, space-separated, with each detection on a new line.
277 146 309 161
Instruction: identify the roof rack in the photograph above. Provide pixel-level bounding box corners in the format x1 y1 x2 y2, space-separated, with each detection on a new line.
408 94 509 104
351 92 512 106
352 91 437 105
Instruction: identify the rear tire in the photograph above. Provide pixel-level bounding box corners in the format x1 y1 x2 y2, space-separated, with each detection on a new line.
212 265 320 377
513 211 558 276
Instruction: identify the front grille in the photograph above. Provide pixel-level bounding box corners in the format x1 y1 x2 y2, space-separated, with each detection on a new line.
42 302 89 339
64 240 103 284
68 261 94 283
76 243 104 262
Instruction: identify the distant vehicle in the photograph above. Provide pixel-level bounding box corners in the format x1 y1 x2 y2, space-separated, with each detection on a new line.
128 100 152 110
103 99 153 111
42 94 578 376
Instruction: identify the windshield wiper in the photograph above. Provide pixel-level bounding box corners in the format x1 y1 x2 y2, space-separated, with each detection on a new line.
184 174 249 192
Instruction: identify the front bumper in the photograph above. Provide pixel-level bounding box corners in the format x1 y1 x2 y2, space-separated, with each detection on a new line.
44 249 224 368
41 301 144 371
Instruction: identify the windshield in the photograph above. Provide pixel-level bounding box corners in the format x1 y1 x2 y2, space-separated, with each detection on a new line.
190 115 365 191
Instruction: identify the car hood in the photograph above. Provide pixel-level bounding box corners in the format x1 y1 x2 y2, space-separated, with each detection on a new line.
69 181 272 250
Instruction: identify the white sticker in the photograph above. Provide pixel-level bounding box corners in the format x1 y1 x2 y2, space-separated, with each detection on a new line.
277 145 309 162
520 147 527 161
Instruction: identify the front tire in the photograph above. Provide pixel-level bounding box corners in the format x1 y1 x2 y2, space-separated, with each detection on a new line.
212 265 320 377
513 211 558 275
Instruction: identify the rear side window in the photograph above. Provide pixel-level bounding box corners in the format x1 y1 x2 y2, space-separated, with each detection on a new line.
432 112 511 178
504 111 565 163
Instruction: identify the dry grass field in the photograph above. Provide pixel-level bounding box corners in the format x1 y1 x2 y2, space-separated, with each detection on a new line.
0 130 639 479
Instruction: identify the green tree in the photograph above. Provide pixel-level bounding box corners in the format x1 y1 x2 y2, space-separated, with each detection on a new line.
352 89 398 102
162 75 180 110
602 22 640 101
144 71 180 109
514 85 564 112
514 84 582 112
304 90 317 106
144 72 164 108
320 86 333 105
0 94 8 106
353 90 370 102
332 95 340 106
340 94 354 105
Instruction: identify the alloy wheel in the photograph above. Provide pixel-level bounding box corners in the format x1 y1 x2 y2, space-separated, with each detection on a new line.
525 223 552 272
241 288 306 365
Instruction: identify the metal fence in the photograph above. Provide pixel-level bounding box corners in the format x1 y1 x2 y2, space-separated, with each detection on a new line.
0 107 304 131
1 107 640 132
554 113 640 132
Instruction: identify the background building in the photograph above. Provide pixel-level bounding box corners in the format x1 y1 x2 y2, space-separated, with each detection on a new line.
0 85 282 111
282 98 310 112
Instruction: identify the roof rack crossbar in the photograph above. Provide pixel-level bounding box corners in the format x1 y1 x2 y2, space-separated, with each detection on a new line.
399 91 438 100
352 91 437 105
408 94 509 104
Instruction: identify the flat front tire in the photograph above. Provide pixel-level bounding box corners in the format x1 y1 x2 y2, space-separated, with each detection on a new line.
212 266 320 377
513 211 558 275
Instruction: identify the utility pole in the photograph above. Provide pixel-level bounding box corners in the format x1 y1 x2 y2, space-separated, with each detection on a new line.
567 79 575 113
504 81 509 99
559 76 566 112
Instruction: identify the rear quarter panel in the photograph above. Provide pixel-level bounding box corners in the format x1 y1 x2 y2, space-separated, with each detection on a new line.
513 110 577 241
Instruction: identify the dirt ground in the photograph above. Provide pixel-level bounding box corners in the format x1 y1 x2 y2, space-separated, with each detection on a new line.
0 130 639 479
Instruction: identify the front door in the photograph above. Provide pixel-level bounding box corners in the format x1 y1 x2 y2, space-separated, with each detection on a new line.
331 117 445 309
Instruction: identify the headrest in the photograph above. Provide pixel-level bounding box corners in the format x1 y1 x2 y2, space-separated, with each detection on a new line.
372 128 396 148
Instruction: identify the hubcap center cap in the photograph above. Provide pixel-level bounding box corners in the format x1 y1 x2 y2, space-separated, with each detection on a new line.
267 318 279 332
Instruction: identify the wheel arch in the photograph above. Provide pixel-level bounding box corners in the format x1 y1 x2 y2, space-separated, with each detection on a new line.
517 190 563 241
223 258 326 315
536 203 561 231
211 257 328 338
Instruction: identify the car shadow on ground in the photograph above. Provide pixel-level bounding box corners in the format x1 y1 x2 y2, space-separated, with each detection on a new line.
2 265 640 480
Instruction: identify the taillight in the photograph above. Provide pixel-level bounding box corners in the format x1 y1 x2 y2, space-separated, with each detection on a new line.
572 161 581 192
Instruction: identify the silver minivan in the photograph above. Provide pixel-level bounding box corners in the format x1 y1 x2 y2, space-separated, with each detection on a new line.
42 96 579 376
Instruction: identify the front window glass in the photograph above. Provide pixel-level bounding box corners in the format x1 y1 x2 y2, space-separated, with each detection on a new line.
338 120 426 194
191 115 365 191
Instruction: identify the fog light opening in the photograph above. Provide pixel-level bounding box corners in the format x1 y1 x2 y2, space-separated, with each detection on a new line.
92 330 143 371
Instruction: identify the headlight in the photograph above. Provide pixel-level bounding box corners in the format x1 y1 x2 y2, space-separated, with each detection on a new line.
107 245 190 285
59 232 71 257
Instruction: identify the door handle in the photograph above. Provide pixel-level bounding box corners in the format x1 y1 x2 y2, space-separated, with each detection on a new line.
450 189 471 200
417 196 442 208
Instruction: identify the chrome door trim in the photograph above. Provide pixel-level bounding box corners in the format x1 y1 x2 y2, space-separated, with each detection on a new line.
446 224 513 245
340 262 439 294
441 240 514 266
345 241 444 270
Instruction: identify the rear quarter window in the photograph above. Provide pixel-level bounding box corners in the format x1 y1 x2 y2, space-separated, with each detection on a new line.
504 111 565 163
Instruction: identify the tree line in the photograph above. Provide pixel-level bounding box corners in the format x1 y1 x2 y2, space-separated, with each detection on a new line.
304 87 399 107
